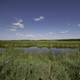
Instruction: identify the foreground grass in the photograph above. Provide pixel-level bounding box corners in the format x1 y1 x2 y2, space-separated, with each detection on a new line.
0 48 80 80
0 39 80 48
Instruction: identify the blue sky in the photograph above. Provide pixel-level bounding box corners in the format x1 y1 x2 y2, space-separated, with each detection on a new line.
0 0 80 40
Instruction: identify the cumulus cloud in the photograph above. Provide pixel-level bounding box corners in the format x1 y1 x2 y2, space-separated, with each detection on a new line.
9 18 24 31
39 16 44 19
12 22 24 29
12 19 24 29
34 16 45 21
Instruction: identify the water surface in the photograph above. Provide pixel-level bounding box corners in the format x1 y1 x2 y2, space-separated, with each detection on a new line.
0 47 79 54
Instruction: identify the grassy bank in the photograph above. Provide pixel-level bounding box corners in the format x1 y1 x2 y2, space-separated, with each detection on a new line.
0 48 80 80
0 39 80 48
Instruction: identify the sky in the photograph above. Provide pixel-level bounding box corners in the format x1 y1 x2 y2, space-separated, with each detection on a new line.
0 0 80 40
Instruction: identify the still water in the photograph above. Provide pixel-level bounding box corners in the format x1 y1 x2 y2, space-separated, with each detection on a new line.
0 47 79 54
20 47 79 54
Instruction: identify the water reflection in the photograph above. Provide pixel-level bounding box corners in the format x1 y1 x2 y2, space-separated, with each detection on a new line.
0 47 79 54
19 47 78 54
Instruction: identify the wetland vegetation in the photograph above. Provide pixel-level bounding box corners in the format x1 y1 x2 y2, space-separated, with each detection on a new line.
0 39 80 80
0 39 80 48
0 48 80 80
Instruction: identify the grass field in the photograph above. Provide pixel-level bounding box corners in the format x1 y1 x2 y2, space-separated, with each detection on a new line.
0 39 80 48
0 39 80 80
0 48 80 80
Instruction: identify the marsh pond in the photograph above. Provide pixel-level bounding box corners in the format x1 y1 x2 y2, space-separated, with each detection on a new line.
0 47 79 54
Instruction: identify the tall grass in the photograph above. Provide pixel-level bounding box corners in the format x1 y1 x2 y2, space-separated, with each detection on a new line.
0 48 80 80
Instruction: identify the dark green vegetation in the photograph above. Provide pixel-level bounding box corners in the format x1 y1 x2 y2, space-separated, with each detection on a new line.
0 48 80 80
0 39 80 48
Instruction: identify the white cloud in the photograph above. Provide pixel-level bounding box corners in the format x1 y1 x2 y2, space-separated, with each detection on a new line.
25 34 35 38
16 31 70 40
60 31 69 34
37 34 43 37
48 32 53 35
9 28 17 31
34 16 45 21
12 22 24 28
9 18 24 32
44 32 57 36
16 33 35 38
18 19 23 23
40 16 45 19
34 18 41 21
12 19 24 29
78 24 80 27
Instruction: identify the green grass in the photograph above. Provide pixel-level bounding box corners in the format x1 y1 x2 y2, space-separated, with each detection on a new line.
0 48 80 80
0 39 80 48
